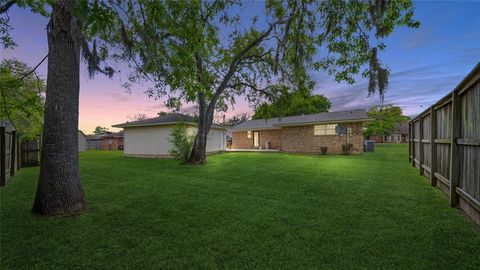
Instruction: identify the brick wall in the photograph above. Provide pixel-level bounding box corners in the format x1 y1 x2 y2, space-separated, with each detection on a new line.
259 129 282 149
102 137 124 150
281 123 364 154
231 129 282 149
231 131 252 149
232 123 364 154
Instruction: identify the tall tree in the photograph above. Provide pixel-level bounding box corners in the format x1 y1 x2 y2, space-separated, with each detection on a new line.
253 85 331 119
1 0 114 215
0 59 45 141
364 104 409 137
99 0 418 164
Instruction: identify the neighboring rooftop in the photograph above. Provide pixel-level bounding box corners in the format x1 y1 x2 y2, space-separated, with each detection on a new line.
112 113 225 129
232 109 372 130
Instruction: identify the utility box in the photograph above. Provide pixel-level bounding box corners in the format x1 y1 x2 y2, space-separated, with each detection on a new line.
364 140 375 152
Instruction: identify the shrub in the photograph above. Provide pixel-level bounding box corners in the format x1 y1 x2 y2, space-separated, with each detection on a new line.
320 146 328 155
169 123 195 162
341 143 353 155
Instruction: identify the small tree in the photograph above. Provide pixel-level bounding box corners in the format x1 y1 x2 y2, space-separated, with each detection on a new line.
169 123 195 163
93 126 110 135
365 104 409 138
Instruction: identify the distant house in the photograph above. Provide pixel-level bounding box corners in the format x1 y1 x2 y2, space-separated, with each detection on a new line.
231 109 372 154
102 132 124 150
112 113 226 157
369 123 409 143
86 135 103 150
78 130 87 152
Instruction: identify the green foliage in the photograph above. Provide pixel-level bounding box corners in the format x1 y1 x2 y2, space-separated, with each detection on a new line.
95 0 418 114
0 0 49 48
93 126 109 135
169 123 195 163
253 86 331 119
320 146 328 155
224 113 249 127
0 59 45 141
365 104 409 137
341 143 353 155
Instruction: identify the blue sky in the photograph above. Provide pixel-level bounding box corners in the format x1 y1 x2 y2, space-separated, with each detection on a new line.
1 1 479 132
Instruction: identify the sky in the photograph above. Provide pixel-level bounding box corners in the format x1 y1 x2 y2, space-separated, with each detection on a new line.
1 1 479 134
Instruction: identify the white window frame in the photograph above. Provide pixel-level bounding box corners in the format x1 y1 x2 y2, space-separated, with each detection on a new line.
314 124 338 136
246 130 252 139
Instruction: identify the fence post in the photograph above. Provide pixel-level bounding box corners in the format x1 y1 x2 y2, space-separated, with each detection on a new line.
408 122 412 162
430 108 437 186
449 91 461 207
0 126 5 187
16 134 20 170
411 122 415 167
10 131 16 177
419 116 424 175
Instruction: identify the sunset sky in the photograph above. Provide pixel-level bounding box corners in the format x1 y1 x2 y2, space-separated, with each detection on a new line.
1 1 479 134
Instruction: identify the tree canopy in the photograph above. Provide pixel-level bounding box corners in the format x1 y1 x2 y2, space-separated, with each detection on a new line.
224 113 249 126
93 126 110 135
0 59 45 141
253 86 331 119
91 0 419 163
364 104 409 137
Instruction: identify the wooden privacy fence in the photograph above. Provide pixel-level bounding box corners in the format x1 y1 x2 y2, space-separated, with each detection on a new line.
409 63 480 224
20 139 41 167
0 121 19 187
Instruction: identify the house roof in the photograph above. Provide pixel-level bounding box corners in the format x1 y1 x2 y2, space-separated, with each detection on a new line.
232 109 372 131
112 113 226 129
103 131 124 139
394 123 409 134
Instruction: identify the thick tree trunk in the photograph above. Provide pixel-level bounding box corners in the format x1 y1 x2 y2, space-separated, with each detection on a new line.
188 112 210 165
32 0 86 216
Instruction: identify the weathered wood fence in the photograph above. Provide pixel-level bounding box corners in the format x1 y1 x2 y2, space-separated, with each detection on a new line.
1 120 42 186
409 63 480 224
20 139 41 167
0 122 19 186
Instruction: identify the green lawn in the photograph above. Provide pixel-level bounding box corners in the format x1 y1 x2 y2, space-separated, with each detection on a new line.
1 145 479 269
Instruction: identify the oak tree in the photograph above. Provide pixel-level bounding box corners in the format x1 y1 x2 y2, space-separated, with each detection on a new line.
100 0 418 164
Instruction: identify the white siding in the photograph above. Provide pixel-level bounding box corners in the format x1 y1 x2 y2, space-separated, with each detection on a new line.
123 125 225 157
78 131 87 152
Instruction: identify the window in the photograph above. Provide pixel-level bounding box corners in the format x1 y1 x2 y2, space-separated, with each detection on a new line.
247 131 252 138
314 124 337 135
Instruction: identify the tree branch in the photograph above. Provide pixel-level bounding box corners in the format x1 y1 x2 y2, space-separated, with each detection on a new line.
0 0 16 14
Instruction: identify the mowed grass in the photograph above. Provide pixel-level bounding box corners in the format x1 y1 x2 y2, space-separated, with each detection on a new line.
1 145 479 269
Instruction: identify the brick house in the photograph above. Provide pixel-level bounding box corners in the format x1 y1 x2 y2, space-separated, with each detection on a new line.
102 132 124 150
231 110 372 154
368 122 409 143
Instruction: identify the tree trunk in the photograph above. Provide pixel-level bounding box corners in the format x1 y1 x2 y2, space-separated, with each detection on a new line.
188 112 210 165
32 0 86 216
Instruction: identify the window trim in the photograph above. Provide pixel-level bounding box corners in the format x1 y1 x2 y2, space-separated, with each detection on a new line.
314 124 338 136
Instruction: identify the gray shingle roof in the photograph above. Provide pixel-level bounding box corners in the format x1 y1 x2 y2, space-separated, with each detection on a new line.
112 113 225 129
232 109 371 130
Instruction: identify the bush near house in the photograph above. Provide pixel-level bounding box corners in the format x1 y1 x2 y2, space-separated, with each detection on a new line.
169 123 195 162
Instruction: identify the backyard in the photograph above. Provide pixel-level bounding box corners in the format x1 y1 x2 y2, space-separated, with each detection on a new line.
1 144 479 269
